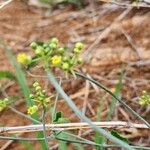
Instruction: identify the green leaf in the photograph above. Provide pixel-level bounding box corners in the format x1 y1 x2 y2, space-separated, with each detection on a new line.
94 95 107 150
95 132 105 150
53 111 62 122
58 132 68 150
46 70 135 150
53 111 70 123
73 143 84 150
111 130 129 144
27 55 39 70
0 71 16 80
106 70 124 121
21 141 35 150
57 117 70 123
3 45 47 150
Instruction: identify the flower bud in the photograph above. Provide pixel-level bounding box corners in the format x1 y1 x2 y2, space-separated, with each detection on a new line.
30 42 37 49
73 48 81 54
50 37 59 44
58 47 66 54
43 43 49 48
35 46 44 55
33 82 39 88
77 58 83 64
75 42 84 50
35 86 42 91
62 62 70 70
29 94 34 99
49 43 57 49
45 98 50 103
44 47 51 53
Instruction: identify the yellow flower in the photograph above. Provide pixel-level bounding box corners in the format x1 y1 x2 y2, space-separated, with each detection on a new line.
17 53 31 65
27 105 38 115
51 55 62 66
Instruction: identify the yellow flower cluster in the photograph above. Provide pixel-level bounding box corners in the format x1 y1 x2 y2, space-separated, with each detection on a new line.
17 38 84 74
27 82 52 116
17 53 31 65
139 91 150 106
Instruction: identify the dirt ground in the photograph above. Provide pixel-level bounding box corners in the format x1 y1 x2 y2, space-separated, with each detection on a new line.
0 0 150 149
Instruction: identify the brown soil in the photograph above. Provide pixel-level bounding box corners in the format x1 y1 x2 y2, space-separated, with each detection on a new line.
0 0 150 149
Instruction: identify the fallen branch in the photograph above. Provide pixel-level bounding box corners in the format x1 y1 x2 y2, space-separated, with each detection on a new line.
0 121 148 134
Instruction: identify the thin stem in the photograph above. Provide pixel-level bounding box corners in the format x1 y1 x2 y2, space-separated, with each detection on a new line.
0 135 150 150
42 106 50 150
75 71 150 128
9 106 40 124
52 78 62 123
55 136 150 150
0 136 44 141
46 70 135 150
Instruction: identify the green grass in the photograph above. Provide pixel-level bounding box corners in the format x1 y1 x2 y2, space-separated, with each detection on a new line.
94 94 108 150
0 70 16 80
94 71 124 150
76 71 150 128
40 0 85 9
3 44 47 150
46 69 135 150
106 70 124 121
20 141 35 150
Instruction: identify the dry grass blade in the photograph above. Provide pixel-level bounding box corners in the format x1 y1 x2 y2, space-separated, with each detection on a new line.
0 0 13 9
0 121 148 134
83 7 132 61
97 0 150 8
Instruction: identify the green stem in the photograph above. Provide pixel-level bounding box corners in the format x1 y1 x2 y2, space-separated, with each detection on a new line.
0 135 150 150
46 69 135 150
42 106 50 150
9 106 40 124
0 136 44 141
2 43 47 150
52 79 62 123
75 71 150 128
55 136 150 150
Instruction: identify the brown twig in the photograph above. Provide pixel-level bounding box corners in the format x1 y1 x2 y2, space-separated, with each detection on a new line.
82 7 132 61
120 27 142 59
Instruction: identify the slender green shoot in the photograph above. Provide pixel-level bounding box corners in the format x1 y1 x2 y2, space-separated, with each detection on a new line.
46 69 135 150
94 95 108 150
0 70 16 80
106 70 124 121
20 141 35 150
75 71 150 128
2 44 47 150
